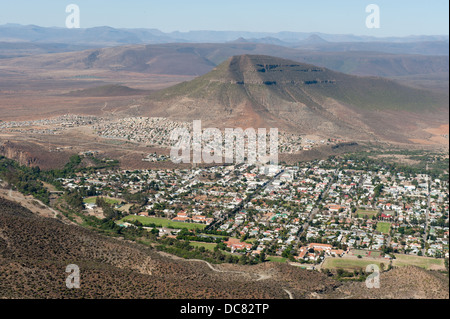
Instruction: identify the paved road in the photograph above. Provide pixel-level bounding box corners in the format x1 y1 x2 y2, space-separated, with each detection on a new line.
206 168 284 231
423 164 431 255
299 169 339 237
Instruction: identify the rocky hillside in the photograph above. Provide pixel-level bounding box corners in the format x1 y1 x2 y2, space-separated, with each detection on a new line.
141 55 448 143
0 197 447 299
328 266 449 299
0 197 334 299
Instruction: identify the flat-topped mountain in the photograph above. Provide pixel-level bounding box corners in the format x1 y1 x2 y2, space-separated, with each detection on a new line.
142 55 448 143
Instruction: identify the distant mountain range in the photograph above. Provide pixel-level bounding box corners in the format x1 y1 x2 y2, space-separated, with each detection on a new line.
1 24 448 55
140 55 448 143
0 24 447 145
2 42 447 80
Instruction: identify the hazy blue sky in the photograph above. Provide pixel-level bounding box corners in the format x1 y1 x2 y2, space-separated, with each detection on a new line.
0 0 448 36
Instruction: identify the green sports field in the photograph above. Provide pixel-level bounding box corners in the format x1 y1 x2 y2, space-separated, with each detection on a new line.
392 254 445 270
322 257 386 271
350 249 369 257
84 196 122 205
119 215 207 230
357 209 378 218
190 242 217 251
376 222 391 234
323 254 445 271
267 256 288 263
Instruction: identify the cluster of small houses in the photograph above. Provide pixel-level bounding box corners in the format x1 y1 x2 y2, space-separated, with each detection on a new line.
297 243 346 261
206 160 448 259
0 114 99 130
55 157 448 259
169 210 214 225
94 116 192 147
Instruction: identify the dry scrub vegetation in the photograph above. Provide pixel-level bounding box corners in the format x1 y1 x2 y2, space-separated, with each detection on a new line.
1 197 448 299
0 197 334 299
328 266 449 299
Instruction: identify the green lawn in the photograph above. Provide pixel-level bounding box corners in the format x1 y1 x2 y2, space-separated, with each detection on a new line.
119 215 206 230
350 249 382 258
324 254 446 271
322 257 386 271
376 222 391 234
84 196 122 205
357 209 378 218
200 234 228 239
117 204 133 213
369 251 382 258
190 242 217 251
267 256 287 263
350 249 370 257
393 254 445 270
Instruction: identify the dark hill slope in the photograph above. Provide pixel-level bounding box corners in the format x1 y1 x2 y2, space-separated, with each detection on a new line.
327 266 449 299
0 197 335 299
1 197 447 299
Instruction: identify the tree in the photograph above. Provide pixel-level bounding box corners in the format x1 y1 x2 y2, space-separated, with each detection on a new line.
239 254 249 265
64 190 84 211
374 184 384 197
259 251 266 263
240 233 249 242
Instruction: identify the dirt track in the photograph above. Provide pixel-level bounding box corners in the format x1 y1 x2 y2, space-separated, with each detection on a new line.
0 185 76 225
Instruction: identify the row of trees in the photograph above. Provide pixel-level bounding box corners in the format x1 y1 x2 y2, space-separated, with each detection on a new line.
0 157 50 205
